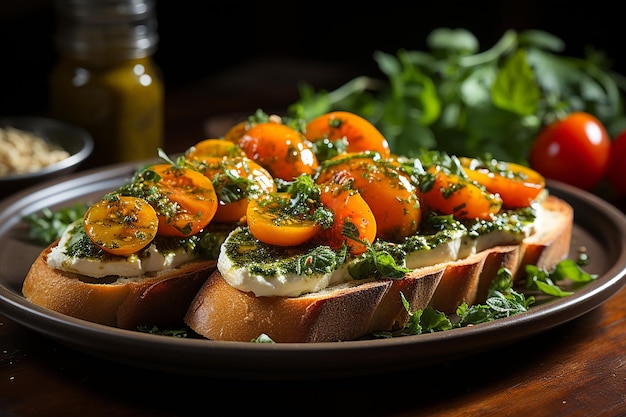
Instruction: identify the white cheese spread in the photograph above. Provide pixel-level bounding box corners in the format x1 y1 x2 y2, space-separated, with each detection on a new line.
217 249 352 297
218 206 540 297
47 221 197 278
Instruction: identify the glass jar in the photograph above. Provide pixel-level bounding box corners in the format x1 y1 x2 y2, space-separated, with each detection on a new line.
49 0 164 168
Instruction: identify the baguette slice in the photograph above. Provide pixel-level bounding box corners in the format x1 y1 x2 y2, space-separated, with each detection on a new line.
184 268 444 343
432 194 573 313
22 242 217 329
185 195 573 342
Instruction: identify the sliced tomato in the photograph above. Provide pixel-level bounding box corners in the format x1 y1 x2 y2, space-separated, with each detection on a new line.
83 195 159 256
318 181 377 255
316 153 420 241
421 167 502 220
460 157 545 208
202 157 276 223
147 164 218 237
305 111 391 159
246 192 322 247
237 122 318 181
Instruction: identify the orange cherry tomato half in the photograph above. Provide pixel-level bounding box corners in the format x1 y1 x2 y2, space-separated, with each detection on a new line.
246 192 322 247
83 195 159 256
421 167 502 220
237 122 318 181
305 111 391 159
202 157 276 223
185 138 246 161
460 157 545 208
318 181 377 255
148 164 218 237
316 153 421 241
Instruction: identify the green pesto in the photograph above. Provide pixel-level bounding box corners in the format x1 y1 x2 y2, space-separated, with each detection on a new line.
115 167 180 219
344 204 536 281
258 175 334 229
64 222 109 259
223 227 346 277
463 206 536 239
372 212 467 256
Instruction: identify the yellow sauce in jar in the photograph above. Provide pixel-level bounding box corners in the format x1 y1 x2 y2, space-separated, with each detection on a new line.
50 55 163 168
49 0 163 168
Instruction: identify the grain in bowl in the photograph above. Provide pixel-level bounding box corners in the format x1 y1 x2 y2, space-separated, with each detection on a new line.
0 126 71 177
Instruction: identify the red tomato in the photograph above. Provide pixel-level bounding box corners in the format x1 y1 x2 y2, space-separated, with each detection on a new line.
607 129 626 196
529 112 611 190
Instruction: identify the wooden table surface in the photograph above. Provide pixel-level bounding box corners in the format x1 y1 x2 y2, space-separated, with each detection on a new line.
1 59 626 417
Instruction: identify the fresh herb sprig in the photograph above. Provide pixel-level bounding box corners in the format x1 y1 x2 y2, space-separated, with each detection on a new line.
289 28 626 164
22 203 88 245
380 260 596 338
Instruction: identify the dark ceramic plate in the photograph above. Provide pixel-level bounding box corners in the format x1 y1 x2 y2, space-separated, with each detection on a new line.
0 162 625 380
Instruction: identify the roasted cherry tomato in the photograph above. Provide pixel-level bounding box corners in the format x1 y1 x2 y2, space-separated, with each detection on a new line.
317 180 377 255
237 122 318 181
607 129 626 196
201 156 276 223
305 111 391 159
460 157 545 208
529 112 611 190
316 153 420 241
421 166 502 220
185 138 246 161
246 191 322 247
83 195 159 256
146 164 218 237
305 111 391 158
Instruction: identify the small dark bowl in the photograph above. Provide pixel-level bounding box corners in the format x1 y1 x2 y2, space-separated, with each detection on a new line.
0 116 94 198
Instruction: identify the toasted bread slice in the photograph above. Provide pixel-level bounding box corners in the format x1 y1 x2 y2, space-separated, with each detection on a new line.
185 195 573 342
22 242 217 329
184 268 443 343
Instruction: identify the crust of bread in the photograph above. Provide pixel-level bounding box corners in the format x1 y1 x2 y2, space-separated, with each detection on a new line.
516 194 574 278
22 242 217 329
185 195 574 342
184 268 444 343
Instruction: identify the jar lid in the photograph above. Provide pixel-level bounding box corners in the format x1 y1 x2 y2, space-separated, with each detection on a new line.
54 0 158 60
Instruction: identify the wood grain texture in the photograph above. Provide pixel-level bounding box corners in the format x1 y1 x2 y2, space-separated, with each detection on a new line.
1 287 625 416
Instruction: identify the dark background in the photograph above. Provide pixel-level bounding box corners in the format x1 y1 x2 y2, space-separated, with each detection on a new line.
1 0 624 117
